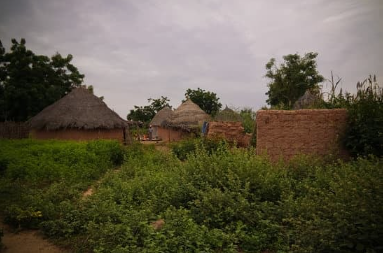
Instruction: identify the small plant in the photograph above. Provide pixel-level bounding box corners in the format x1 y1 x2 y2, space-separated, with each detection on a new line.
344 75 383 157
321 74 383 157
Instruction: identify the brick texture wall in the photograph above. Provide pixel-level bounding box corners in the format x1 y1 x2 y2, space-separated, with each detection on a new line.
256 109 348 161
207 121 251 147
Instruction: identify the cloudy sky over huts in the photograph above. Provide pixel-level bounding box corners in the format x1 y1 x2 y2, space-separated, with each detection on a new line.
1 0 382 118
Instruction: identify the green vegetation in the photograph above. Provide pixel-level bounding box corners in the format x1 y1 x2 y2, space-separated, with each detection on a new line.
320 75 383 158
2 139 382 252
127 96 171 125
265 52 324 109
0 39 84 121
185 88 222 117
170 138 229 161
0 139 124 229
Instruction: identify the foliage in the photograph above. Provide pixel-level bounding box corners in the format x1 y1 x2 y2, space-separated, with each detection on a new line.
239 108 256 134
170 138 228 161
0 139 125 228
321 75 383 157
0 39 84 121
265 52 324 109
1 140 383 252
68 146 383 252
127 96 171 125
184 88 222 116
344 76 383 157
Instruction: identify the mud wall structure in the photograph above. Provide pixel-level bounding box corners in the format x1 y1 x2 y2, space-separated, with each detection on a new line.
256 109 348 161
31 128 126 143
207 121 251 147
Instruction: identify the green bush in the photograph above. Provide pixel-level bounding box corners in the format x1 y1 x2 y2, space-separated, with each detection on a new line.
344 77 383 157
322 75 383 158
0 139 125 229
170 137 228 161
75 146 383 252
1 139 382 252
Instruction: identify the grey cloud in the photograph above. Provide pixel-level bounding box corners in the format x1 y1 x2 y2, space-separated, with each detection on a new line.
1 0 382 117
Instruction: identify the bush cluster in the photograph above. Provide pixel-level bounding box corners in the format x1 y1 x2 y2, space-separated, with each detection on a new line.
323 75 383 158
37 143 383 252
0 139 125 229
1 140 382 252
170 137 229 161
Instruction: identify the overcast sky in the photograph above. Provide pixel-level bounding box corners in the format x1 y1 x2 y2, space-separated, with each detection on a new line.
1 0 382 118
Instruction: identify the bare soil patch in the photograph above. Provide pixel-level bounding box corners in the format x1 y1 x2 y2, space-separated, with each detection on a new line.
0 219 67 253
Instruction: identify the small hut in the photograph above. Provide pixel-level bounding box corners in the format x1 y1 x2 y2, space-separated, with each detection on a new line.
29 88 130 143
150 107 176 141
214 106 242 122
293 90 320 110
166 99 211 141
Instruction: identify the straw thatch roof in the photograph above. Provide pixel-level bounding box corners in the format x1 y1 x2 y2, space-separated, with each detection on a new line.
293 90 320 110
214 106 242 122
29 88 129 130
167 99 211 129
150 107 173 127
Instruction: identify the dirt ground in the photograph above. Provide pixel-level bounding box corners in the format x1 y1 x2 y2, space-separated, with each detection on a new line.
1 219 67 253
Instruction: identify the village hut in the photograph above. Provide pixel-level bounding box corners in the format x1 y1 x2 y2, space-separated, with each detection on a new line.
149 107 176 141
28 88 130 143
166 99 211 141
214 106 242 122
293 90 321 110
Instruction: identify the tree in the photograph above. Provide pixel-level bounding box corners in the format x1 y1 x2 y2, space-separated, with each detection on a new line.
239 108 256 134
265 52 324 109
184 88 222 116
127 96 171 124
0 39 84 121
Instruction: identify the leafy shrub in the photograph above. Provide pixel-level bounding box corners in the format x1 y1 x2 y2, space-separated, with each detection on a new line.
1 139 383 252
170 137 228 161
322 75 383 158
344 77 383 157
0 139 125 229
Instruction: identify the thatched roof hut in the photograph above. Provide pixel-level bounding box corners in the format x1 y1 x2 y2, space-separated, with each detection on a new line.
214 106 242 122
29 88 130 143
167 99 211 130
293 90 320 110
150 107 173 127
29 88 128 130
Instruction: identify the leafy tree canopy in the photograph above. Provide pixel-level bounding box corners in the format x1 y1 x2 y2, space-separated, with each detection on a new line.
127 96 171 124
265 52 324 109
0 39 84 121
184 88 222 116
239 108 256 134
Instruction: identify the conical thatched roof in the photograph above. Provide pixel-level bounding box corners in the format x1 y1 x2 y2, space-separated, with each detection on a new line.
29 88 129 130
293 90 320 110
167 99 211 128
150 107 173 126
214 106 242 122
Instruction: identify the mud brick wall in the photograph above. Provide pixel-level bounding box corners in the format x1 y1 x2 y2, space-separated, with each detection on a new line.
256 109 348 161
207 121 250 147
0 122 30 139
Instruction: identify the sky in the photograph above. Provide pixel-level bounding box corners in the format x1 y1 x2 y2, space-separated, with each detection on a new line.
1 0 382 118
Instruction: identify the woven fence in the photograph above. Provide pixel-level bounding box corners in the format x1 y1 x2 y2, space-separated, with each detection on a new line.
0 122 30 139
